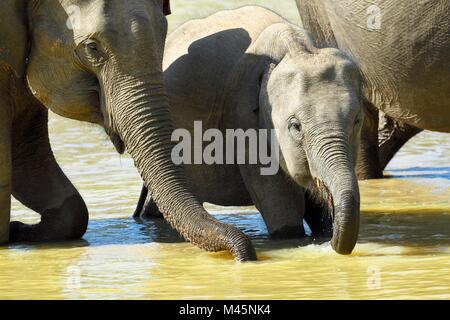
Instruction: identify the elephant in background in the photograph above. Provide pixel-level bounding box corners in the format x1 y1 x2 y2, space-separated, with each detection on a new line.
295 0 450 178
0 0 256 261
135 6 363 254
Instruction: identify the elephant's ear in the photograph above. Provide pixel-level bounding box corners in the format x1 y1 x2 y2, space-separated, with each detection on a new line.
0 0 28 78
159 0 171 16
213 53 267 130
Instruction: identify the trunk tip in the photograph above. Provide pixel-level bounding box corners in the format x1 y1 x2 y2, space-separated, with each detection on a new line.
231 235 258 262
331 236 357 255
234 244 258 262
331 190 360 255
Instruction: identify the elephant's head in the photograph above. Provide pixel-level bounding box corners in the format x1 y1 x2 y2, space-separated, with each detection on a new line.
0 0 256 261
230 23 362 254
26 0 173 151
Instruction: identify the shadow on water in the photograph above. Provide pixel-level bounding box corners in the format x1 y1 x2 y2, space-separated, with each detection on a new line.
7 217 184 250
81 216 186 247
386 166 450 180
7 211 450 252
6 214 318 251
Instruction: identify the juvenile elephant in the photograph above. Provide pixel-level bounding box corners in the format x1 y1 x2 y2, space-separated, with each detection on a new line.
0 0 256 261
295 0 450 178
135 7 363 255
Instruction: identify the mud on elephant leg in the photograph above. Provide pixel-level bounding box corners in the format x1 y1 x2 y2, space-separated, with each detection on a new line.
378 113 423 170
10 95 88 242
356 100 383 180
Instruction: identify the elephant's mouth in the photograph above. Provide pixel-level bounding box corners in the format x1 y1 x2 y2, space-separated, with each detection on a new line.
95 84 126 154
308 178 335 223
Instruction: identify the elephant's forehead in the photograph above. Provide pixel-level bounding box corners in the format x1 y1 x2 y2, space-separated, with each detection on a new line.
32 1 107 44
57 1 110 40
58 0 155 44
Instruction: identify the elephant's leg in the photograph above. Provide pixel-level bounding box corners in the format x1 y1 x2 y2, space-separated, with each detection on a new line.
133 185 148 218
378 113 423 170
356 100 383 179
141 196 164 219
0 95 13 244
133 186 163 219
239 164 305 239
303 190 333 238
10 98 88 242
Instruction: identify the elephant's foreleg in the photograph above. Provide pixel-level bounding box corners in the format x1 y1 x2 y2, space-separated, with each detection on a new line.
10 98 88 242
133 185 163 219
239 164 305 239
0 95 12 244
378 113 423 170
141 196 164 219
356 100 383 180
133 185 148 218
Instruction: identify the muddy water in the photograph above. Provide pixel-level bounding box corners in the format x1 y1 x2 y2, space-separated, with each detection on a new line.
1 1 449 300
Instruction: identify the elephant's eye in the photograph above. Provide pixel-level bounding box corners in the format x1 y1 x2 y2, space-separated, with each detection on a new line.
288 117 303 140
86 41 99 53
76 39 106 67
288 117 301 131
85 40 104 60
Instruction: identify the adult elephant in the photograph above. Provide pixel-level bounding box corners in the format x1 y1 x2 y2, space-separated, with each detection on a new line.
135 6 362 254
295 0 450 178
0 0 255 261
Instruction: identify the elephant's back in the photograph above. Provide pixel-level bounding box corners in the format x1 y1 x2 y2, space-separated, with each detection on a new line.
162 6 286 121
299 0 450 132
164 6 286 69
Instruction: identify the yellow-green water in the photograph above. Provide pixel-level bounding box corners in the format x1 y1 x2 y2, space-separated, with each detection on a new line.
1 1 449 300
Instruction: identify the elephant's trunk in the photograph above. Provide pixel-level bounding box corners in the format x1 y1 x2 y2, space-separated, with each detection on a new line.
307 130 360 254
103 72 256 262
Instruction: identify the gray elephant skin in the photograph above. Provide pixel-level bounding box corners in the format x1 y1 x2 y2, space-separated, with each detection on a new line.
0 0 256 261
136 7 363 255
295 0 450 178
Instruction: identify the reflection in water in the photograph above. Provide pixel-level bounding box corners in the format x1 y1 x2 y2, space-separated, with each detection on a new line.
2 208 449 299
2 0 449 300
